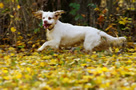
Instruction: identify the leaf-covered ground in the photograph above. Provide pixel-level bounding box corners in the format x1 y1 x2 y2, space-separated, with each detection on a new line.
0 45 136 90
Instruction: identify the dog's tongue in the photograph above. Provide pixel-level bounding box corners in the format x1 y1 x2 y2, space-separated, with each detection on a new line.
43 24 48 29
43 24 50 29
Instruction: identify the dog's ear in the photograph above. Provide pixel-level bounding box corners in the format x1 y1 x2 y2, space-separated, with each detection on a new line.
54 10 65 19
33 10 43 19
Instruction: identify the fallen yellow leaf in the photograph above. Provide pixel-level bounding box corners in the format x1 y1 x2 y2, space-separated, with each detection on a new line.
0 3 4 8
11 27 16 32
17 5 21 9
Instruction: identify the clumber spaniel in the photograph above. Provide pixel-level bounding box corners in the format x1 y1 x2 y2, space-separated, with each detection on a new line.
34 10 126 53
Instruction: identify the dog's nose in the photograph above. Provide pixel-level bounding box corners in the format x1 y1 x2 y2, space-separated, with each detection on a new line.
44 21 47 24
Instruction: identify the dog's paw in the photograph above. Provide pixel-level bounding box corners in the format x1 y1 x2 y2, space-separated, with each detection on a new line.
37 48 43 52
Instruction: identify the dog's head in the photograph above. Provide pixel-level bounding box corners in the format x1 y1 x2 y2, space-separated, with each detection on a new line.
33 10 65 30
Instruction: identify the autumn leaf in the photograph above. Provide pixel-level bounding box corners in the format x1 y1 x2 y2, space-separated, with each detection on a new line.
105 23 116 31
17 5 21 9
11 27 16 32
2 70 8 74
15 73 22 79
12 0 15 2
94 7 99 11
39 83 52 90
0 2 4 8
98 15 105 23
118 17 128 25
10 15 14 18
115 48 119 53
132 0 136 3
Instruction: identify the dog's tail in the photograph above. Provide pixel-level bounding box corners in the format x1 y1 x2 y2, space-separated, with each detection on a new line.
99 31 126 46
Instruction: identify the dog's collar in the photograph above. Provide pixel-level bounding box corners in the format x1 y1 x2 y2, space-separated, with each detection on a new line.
47 26 54 31
46 22 57 31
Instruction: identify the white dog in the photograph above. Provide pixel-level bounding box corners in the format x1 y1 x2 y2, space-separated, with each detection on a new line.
34 10 126 52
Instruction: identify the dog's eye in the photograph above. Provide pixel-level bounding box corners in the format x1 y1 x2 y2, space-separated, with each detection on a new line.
48 17 52 20
43 17 45 19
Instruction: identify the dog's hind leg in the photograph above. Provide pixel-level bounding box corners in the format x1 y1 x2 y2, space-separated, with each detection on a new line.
83 35 101 53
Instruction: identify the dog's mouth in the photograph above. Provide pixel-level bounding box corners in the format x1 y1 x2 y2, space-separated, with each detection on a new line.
43 23 52 29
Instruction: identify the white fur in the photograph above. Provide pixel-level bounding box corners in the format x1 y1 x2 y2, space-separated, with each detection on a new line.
34 10 126 52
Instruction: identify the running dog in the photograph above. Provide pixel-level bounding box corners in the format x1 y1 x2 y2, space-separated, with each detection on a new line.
34 10 126 52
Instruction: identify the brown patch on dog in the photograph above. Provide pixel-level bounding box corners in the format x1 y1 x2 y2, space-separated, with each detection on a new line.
54 10 65 19
33 11 43 19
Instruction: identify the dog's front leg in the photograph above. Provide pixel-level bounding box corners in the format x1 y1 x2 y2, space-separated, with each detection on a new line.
37 40 60 51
